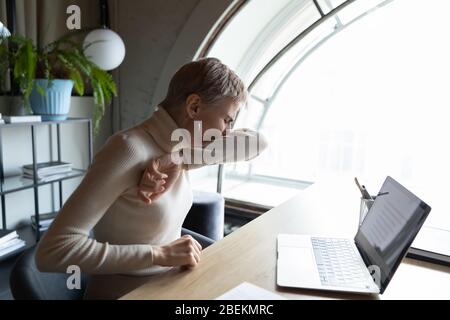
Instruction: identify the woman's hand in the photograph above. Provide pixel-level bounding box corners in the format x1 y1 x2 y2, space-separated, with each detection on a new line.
152 235 202 268
138 153 182 204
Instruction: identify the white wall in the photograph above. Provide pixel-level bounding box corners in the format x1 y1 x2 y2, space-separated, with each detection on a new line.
112 0 233 129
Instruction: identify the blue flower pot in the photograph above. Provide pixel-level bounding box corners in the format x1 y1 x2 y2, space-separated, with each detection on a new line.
30 79 74 121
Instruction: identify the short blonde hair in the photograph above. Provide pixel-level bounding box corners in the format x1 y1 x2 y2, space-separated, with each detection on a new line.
160 58 248 108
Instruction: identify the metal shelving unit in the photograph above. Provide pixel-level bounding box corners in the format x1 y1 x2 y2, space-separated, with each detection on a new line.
0 117 92 262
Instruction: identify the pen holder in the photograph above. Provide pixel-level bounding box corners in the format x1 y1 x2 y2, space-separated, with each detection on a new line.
359 196 376 226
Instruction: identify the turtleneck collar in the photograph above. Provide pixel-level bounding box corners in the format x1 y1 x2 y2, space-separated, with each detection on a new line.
140 106 189 153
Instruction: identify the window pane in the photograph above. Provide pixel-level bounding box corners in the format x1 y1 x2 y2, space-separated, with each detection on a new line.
188 165 219 193
231 0 450 231
208 0 320 84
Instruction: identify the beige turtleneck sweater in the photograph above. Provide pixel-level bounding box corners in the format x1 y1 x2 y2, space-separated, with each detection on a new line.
35 106 267 281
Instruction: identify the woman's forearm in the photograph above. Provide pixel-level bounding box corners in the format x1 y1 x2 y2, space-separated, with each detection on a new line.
35 225 154 274
178 129 268 170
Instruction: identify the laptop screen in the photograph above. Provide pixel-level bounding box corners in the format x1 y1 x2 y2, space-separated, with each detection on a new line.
354 176 431 294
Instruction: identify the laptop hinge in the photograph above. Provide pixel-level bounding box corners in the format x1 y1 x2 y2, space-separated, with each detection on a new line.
354 240 372 270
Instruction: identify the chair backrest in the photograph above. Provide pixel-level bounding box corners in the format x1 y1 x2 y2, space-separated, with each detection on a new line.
183 190 224 241
9 246 88 300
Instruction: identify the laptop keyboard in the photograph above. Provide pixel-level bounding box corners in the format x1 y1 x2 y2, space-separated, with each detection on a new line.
311 237 370 288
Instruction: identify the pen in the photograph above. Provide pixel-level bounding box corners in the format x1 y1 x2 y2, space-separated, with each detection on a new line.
361 185 373 200
354 177 373 200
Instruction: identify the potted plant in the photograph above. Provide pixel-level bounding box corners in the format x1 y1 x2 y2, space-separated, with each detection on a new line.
0 32 117 134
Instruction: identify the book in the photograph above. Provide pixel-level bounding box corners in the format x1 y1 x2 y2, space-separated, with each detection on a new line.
32 224 50 232
23 165 72 173
0 229 18 247
22 161 72 173
31 223 50 232
31 212 57 231
32 222 52 229
22 171 74 182
0 237 24 251
0 239 26 257
31 212 57 225
3 115 42 123
22 161 72 180
22 168 72 178
32 218 53 228
412 226 450 257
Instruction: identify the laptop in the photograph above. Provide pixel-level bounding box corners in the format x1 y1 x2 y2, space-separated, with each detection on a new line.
276 176 431 294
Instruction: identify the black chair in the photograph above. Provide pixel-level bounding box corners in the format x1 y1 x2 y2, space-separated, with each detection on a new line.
183 190 225 241
9 245 89 300
9 228 214 300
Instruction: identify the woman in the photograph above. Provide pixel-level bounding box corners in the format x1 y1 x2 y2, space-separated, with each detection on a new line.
35 58 267 299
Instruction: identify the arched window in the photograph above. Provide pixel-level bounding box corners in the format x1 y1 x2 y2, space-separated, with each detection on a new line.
190 0 450 242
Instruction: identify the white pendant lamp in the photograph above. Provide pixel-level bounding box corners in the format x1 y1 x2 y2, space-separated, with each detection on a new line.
0 21 11 37
83 0 125 71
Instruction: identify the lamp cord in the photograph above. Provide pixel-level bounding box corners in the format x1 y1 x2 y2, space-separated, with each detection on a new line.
99 0 110 28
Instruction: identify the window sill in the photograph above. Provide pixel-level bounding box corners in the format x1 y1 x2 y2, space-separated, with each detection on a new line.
222 174 312 207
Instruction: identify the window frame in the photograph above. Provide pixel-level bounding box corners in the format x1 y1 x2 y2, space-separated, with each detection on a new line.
198 0 450 267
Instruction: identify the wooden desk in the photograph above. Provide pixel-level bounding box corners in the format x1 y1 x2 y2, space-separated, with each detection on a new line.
121 178 450 300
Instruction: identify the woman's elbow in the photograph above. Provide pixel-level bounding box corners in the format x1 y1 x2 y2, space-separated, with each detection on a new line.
35 242 53 272
34 236 67 273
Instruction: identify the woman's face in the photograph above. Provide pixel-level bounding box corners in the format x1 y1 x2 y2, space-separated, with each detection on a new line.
198 100 240 135
184 95 241 139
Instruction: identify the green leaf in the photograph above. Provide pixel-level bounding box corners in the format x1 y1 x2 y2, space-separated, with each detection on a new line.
36 84 46 97
11 37 37 104
24 41 37 98
69 68 84 96
91 79 105 135
65 50 92 77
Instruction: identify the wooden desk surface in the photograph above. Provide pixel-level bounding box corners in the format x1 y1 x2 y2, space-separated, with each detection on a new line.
121 178 450 300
